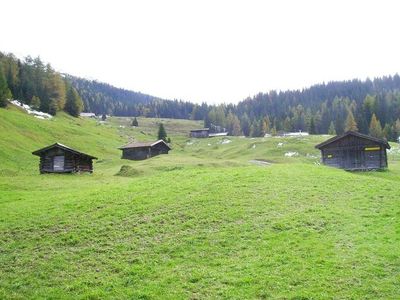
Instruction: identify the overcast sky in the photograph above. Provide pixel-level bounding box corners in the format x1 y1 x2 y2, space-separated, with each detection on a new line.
2 0 400 104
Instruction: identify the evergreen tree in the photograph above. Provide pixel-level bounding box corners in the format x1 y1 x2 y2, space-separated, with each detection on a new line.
393 118 400 140
328 121 336 135
48 99 58 116
309 116 316 134
270 126 277 136
283 117 292 132
369 113 383 138
132 117 138 127
231 115 242 136
158 123 167 142
345 110 358 132
0 65 11 107
65 86 84 117
383 123 392 140
262 116 271 135
203 113 211 129
30 95 41 110
240 113 251 136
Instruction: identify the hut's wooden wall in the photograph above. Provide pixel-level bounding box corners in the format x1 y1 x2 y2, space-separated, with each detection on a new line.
320 135 387 170
150 143 170 156
122 147 151 160
39 148 93 173
122 144 170 160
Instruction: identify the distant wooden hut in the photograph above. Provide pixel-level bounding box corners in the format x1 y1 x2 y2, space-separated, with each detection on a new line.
190 128 209 138
315 131 390 170
119 140 171 160
32 143 97 173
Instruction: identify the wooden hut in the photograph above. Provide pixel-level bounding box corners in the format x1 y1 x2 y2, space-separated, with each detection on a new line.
315 131 390 170
190 128 209 138
32 143 97 173
119 140 171 160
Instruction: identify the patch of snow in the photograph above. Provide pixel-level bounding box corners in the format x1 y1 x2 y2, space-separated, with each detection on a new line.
207 143 211 146
80 112 96 118
119 125 125 128
249 159 272 166
283 132 309 137
306 153 318 159
284 151 299 157
277 142 284 147
11 100 53 119
209 132 228 137
264 133 272 138
186 141 194 145
220 138 232 144
252 144 256 149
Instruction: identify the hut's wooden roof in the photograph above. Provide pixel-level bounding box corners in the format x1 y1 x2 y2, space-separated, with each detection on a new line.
32 143 98 159
315 131 390 149
118 140 171 150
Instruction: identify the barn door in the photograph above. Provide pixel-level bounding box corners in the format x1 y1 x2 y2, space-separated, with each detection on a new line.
53 156 65 171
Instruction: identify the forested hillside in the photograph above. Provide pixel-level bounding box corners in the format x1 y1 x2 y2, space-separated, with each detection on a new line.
0 52 84 116
1 50 400 140
66 75 200 119
233 76 400 140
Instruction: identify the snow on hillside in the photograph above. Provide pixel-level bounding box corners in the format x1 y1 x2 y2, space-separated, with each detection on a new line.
10 100 53 119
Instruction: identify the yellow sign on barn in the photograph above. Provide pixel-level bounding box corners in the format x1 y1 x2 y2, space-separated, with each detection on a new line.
365 147 380 151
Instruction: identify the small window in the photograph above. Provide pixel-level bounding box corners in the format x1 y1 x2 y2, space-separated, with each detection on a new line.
53 156 65 171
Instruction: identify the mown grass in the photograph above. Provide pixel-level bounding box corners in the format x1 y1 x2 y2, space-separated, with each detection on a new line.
0 105 399 299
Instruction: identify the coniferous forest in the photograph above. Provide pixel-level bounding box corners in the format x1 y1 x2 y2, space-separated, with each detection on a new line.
1 50 400 141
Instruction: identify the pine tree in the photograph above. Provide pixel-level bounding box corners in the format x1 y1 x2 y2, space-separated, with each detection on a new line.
328 121 336 135
283 117 292 132
231 115 242 136
158 123 167 142
369 113 383 138
132 117 138 127
270 126 277 136
30 95 41 110
309 116 316 134
393 118 400 140
345 110 358 132
383 123 392 140
261 116 271 135
48 99 58 116
0 66 11 108
240 113 251 136
65 86 84 117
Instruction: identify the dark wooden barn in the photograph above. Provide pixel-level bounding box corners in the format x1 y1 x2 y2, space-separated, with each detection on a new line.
315 131 390 170
119 140 171 160
32 143 97 173
190 128 209 138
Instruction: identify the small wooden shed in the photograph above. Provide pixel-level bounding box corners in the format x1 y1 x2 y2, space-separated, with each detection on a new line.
119 140 171 160
190 128 209 138
32 143 97 173
315 131 390 170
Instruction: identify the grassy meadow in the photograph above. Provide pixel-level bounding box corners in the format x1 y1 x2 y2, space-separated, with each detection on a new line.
0 105 400 299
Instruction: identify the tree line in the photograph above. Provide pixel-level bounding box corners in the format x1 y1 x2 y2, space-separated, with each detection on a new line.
2 51 400 141
70 70 400 141
0 52 84 116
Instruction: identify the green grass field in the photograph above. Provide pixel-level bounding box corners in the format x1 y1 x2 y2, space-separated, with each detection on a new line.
1 105 399 299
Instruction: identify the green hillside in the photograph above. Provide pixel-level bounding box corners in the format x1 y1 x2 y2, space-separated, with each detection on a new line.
1 105 400 299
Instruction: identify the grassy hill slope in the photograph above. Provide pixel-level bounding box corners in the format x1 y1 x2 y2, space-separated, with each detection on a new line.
0 106 399 299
